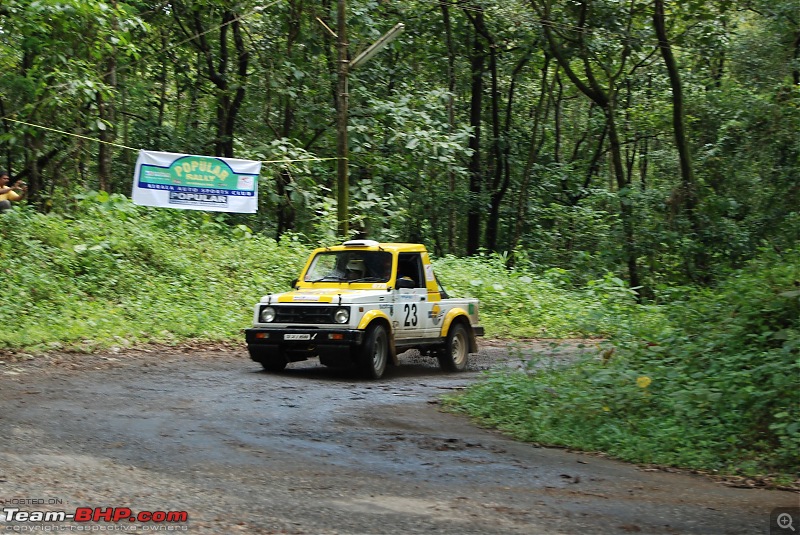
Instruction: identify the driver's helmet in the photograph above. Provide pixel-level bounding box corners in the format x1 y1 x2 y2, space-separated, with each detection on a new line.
345 259 366 279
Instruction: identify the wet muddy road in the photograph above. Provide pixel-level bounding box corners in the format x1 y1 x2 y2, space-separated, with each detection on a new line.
1 343 796 534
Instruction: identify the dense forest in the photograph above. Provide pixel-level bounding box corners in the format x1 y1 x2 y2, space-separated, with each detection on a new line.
1 0 797 291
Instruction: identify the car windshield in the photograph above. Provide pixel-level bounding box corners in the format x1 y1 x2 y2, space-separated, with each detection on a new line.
305 251 393 283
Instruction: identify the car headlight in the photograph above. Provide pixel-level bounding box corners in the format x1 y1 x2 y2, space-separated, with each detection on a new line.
333 307 350 324
260 306 277 323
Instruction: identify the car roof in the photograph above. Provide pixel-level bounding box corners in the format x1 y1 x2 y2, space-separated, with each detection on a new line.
312 241 427 254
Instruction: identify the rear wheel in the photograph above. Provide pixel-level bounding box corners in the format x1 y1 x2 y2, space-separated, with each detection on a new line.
359 323 389 379
438 322 469 372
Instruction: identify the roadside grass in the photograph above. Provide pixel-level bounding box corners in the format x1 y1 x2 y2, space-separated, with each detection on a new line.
443 249 800 484
1 196 796 482
0 199 310 352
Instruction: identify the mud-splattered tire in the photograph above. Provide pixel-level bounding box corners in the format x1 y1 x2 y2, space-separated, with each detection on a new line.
437 322 469 372
359 323 389 379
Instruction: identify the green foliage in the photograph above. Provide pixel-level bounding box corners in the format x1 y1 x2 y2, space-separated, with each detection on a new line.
435 253 583 338
445 249 800 478
0 202 644 349
435 253 663 339
0 198 309 352
1 0 797 290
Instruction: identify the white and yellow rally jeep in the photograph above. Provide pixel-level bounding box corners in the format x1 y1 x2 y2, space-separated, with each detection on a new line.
245 240 484 379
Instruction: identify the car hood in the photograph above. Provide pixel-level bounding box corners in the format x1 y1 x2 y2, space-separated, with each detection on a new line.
260 288 392 305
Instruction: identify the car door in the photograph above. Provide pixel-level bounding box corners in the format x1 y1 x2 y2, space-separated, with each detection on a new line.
392 253 433 341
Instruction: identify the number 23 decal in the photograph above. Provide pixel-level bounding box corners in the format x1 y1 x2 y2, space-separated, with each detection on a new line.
403 303 418 327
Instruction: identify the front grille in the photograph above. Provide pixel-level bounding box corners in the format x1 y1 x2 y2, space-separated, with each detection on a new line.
262 305 342 324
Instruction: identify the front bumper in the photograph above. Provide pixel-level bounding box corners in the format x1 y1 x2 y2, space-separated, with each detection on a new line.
245 327 364 346
245 327 365 364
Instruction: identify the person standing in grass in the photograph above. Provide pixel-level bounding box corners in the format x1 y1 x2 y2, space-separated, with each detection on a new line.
0 170 27 212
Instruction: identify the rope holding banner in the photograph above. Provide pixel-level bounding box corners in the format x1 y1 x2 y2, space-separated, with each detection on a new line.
5 117 140 151
2 117 341 165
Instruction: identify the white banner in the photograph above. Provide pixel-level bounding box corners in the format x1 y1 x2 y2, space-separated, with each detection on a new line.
132 150 260 213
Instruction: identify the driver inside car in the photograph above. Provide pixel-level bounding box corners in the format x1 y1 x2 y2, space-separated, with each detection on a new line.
345 259 366 280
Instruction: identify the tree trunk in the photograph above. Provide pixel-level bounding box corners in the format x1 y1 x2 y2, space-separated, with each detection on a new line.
511 56 552 254
181 5 249 158
606 107 641 291
537 0 641 291
97 0 119 193
276 0 304 239
465 12 485 256
653 0 696 214
487 51 531 252
441 3 457 254
97 59 116 193
654 0 707 281
336 0 349 237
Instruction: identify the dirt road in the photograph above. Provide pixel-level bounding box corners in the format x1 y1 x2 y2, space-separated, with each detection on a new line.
0 342 797 534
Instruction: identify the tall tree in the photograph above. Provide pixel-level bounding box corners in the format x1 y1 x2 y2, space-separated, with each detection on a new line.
464 6 485 256
530 0 647 289
97 0 120 192
172 1 250 158
652 0 713 282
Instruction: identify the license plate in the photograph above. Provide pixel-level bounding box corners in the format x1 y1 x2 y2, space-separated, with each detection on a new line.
284 333 312 341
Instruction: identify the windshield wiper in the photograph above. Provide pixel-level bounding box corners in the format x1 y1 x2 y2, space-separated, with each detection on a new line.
347 277 386 283
308 276 346 283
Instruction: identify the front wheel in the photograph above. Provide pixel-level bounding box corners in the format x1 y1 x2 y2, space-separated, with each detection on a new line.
359 323 389 379
438 323 469 372
248 346 287 372
259 358 287 372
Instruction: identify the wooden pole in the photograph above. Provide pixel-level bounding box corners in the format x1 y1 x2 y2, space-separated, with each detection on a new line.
336 0 349 237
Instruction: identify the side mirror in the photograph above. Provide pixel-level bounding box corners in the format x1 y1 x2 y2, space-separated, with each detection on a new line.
396 277 415 289
291 278 298 289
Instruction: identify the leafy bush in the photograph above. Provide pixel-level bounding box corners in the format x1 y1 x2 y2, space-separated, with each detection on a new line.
445 248 800 478
0 202 659 350
0 200 310 351
435 253 664 339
